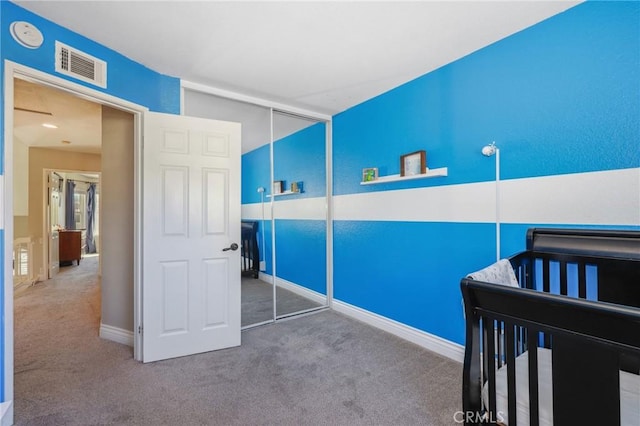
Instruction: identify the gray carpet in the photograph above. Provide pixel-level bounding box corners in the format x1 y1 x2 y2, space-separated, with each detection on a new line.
241 277 274 326
14 256 462 425
242 277 323 327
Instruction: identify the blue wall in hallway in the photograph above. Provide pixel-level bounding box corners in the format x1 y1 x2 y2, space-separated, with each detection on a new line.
0 1 181 401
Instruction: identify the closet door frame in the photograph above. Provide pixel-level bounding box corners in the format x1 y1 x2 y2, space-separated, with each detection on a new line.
181 81 333 321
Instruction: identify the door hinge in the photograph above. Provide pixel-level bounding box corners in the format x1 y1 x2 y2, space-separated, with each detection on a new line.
138 325 143 334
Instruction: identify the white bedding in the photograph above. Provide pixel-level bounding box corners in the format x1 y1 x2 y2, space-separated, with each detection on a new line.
482 347 640 426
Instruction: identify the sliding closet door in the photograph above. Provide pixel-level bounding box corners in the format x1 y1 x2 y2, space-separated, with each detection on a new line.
183 90 275 328
272 111 328 318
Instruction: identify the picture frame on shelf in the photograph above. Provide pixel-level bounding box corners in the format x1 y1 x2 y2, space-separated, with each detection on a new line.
273 180 284 194
400 150 427 176
362 167 378 183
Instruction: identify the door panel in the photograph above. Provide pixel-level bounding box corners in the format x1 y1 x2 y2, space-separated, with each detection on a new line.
204 169 227 235
160 260 189 334
161 166 189 236
143 111 241 362
203 258 229 327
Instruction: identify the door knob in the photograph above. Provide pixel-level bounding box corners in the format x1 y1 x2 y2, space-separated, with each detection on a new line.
222 243 239 252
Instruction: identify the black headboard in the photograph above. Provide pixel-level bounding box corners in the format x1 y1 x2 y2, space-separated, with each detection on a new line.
523 228 640 308
526 228 640 260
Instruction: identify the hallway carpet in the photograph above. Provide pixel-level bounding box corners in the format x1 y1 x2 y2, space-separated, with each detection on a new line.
14 256 461 425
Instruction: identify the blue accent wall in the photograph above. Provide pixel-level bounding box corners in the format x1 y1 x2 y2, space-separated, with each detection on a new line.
333 1 639 196
242 144 270 205
334 221 495 343
332 1 639 346
274 123 326 198
241 122 327 293
275 220 326 295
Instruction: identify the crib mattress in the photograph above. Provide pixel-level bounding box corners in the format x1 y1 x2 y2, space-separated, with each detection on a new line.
482 347 640 426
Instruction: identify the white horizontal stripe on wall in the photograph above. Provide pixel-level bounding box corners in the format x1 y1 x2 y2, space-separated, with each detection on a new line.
334 180 496 223
273 197 326 220
334 168 640 225
501 168 640 225
242 196 327 221
242 202 271 221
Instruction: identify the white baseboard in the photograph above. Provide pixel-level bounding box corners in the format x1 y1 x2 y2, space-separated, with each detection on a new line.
0 400 12 426
332 299 464 363
258 272 270 282
275 277 327 305
99 323 134 347
259 272 327 305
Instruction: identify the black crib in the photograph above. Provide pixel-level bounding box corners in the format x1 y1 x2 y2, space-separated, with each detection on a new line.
241 220 259 279
461 228 640 425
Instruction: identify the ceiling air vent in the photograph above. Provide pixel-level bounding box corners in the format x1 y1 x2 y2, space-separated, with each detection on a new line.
55 41 107 88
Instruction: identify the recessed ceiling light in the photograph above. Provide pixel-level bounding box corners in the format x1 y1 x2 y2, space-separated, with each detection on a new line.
42 123 58 129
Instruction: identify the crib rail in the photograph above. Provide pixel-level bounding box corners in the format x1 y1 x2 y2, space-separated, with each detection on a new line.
462 228 640 425
462 279 640 426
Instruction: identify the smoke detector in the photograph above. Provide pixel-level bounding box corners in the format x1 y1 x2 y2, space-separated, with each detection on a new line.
10 21 44 49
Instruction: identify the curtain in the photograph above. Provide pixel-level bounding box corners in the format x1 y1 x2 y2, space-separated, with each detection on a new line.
64 179 76 230
86 183 97 253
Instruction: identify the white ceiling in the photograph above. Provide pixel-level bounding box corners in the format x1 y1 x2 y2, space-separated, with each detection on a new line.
11 1 580 154
13 78 102 154
14 1 580 116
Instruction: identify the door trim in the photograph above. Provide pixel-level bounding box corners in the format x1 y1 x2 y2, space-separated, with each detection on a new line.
3 60 147 420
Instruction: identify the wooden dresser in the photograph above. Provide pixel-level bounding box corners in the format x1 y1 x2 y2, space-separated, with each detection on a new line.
59 230 82 266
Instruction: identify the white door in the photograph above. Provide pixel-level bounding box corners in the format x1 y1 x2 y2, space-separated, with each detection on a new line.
48 172 60 278
142 112 241 362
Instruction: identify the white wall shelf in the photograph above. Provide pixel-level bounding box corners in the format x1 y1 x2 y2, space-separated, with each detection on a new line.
266 190 303 198
360 167 448 185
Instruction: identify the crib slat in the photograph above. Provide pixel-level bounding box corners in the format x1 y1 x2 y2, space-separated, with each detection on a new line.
496 321 504 367
505 322 517 426
559 260 568 295
522 260 531 289
552 336 620 425
578 262 587 299
527 330 540 426
518 328 525 355
542 259 552 347
483 318 498 420
542 258 550 293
